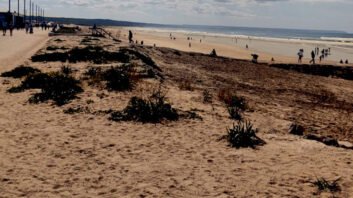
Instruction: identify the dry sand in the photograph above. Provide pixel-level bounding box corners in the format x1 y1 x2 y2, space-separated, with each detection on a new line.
0 28 353 197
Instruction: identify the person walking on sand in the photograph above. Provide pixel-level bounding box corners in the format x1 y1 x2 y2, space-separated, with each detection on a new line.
297 49 304 63
2 21 7 36
9 23 13 37
309 50 316 64
25 22 29 34
128 30 133 43
29 23 34 34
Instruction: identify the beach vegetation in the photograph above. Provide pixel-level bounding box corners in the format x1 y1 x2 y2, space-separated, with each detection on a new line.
1 66 41 79
227 107 243 121
224 120 266 149
104 65 137 91
312 178 341 194
110 88 179 123
8 71 83 106
61 65 73 76
289 123 305 136
202 90 213 103
178 79 194 91
83 65 137 91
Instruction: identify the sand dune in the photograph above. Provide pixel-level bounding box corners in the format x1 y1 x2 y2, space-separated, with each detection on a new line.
0 29 353 197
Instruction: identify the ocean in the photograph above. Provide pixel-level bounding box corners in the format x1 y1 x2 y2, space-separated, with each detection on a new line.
136 24 353 41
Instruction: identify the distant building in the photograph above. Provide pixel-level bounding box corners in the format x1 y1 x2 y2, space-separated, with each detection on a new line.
0 12 24 28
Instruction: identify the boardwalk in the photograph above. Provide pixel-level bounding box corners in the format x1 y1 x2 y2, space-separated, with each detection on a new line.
0 30 48 72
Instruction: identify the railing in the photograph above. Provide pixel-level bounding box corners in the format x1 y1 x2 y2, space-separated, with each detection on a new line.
89 27 120 42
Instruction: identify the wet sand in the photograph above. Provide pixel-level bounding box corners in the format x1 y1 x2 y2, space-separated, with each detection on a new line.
115 27 353 65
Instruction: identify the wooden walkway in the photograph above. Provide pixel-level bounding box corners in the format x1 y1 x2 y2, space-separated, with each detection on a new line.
89 27 120 42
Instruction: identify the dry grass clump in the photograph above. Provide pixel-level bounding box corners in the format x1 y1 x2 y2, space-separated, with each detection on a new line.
223 120 266 149
218 88 247 120
1 66 41 79
178 79 194 91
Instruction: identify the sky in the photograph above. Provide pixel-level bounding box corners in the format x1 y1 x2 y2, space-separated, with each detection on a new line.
0 0 352 32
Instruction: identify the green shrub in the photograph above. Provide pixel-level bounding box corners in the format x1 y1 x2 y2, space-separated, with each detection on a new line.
1 66 41 78
8 72 83 106
225 120 265 149
104 65 135 91
61 66 73 76
227 107 243 121
313 178 341 193
202 90 213 103
110 88 179 123
29 73 83 105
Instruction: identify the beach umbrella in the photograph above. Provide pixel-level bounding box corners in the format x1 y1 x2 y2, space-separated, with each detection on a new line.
9 0 11 12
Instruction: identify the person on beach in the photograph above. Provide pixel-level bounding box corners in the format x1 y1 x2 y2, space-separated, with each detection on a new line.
297 49 304 63
2 21 7 36
309 50 316 64
246 44 248 49
29 23 34 34
25 22 29 34
128 30 133 43
9 23 13 37
346 59 349 64
340 59 343 64
189 42 191 48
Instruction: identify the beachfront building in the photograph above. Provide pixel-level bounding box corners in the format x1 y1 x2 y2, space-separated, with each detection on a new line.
0 11 24 28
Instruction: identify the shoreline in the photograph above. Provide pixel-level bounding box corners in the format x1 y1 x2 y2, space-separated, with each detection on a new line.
115 27 353 65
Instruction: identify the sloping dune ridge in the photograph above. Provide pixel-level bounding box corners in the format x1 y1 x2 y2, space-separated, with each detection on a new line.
0 29 353 197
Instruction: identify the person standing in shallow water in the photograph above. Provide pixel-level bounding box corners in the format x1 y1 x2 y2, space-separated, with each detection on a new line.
128 30 133 43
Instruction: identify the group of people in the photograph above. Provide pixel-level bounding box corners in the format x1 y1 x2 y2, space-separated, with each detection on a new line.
298 47 349 65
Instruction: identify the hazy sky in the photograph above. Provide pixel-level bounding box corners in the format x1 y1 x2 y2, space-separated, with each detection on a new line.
1 0 352 32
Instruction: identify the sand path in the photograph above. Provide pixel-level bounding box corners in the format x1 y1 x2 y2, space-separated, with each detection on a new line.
0 29 49 72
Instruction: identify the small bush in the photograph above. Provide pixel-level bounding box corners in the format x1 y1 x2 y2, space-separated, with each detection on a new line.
218 88 247 120
1 66 41 78
224 120 265 149
61 66 73 75
8 73 51 93
8 72 83 106
110 88 179 123
313 178 341 193
46 46 59 51
202 90 213 103
29 73 83 105
54 39 64 42
104 65 136 91
178 79 194 91
46 46 69 51
289 123 305 136
83 65 137 91
227 107 243 121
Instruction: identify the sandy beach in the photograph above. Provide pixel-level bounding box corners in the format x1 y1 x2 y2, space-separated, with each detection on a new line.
116 27 353 65
0 27 353 198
